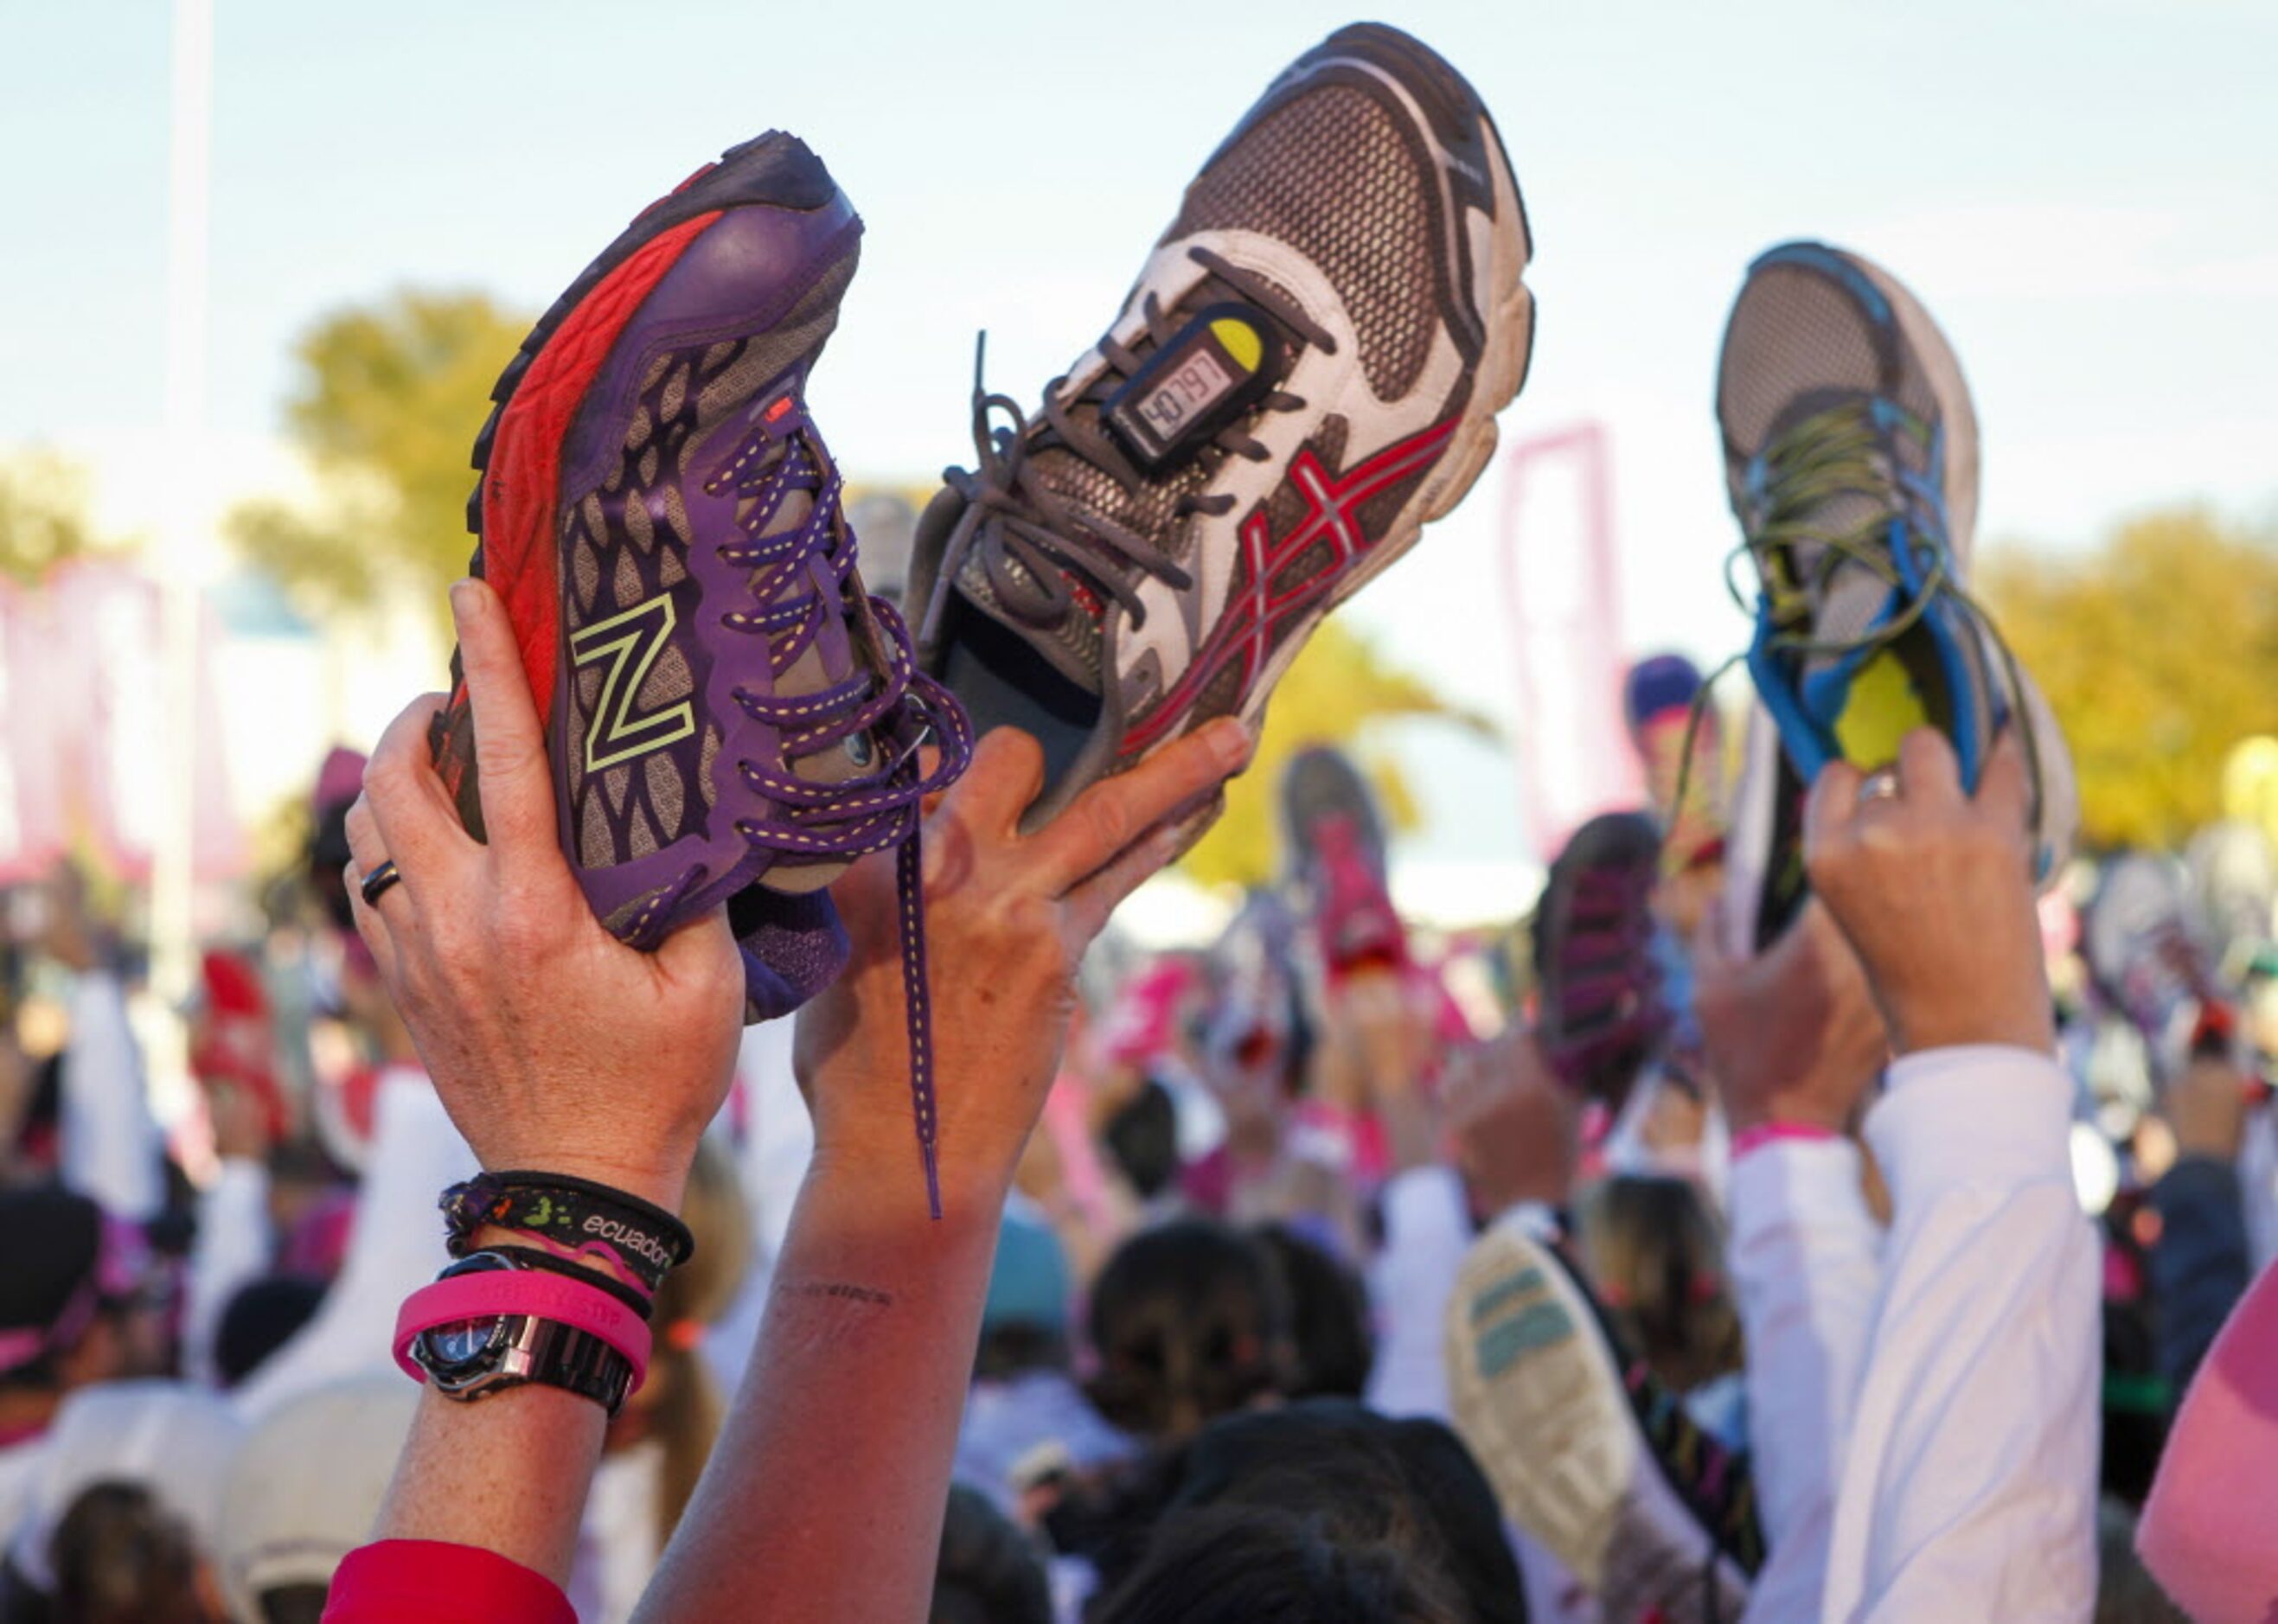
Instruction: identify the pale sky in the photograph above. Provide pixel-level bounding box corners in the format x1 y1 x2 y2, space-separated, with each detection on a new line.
3 0 2273 868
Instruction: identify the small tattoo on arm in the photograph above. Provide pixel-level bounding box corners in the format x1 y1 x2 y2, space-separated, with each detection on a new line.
776 1280 894 1308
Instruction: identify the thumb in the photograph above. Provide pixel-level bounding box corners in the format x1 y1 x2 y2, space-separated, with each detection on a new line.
451 579 560 875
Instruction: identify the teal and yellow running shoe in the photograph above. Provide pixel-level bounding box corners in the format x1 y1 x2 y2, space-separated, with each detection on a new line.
1713 240 2075 950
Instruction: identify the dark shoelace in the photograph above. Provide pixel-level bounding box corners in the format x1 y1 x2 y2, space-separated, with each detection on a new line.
1668 398 2044 857
918 246 1338 644
707 395 975 1217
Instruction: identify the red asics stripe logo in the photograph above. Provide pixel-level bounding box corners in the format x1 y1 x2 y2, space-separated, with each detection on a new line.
1120 414 1457 756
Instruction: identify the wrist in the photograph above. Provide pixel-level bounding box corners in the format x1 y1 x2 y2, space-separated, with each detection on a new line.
803 1144 1010 1236
1724 1098 1851 1136
470 1147 693 1216
1889 1007 2054 1059
1729 1120 1841 1160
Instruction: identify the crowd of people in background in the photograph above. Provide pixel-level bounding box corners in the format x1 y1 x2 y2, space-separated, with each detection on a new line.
1 675 2273 1621
4 17 2276 1624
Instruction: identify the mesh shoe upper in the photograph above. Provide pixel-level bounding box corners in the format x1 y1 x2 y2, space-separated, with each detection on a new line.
1713 241 2076 937
913 22 1533 831
429 132 971 1206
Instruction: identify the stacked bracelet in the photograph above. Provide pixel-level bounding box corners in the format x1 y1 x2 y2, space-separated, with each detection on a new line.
489 1243 654 1319
439 1170 694 1295
396 1251 654 1415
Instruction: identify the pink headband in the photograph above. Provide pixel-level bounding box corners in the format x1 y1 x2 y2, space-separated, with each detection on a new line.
0 1215 154 1376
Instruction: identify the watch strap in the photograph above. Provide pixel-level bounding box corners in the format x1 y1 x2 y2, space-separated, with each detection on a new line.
394 1266 652 1391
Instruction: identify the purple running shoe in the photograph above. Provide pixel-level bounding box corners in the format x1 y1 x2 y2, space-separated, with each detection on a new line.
428 131 970 1206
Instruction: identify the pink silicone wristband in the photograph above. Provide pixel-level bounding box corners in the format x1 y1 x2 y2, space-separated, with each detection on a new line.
394 1268 653 1393
1730 1122 1840 1162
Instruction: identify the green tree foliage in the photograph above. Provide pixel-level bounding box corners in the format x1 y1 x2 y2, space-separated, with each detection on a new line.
1979 508 2278 851
1178 617 1494 889
227 290 530 623
0 453 112 584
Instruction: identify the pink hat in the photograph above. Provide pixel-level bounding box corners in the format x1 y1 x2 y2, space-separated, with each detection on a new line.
312 745 368 815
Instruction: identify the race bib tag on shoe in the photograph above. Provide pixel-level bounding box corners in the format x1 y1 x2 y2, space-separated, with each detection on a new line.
1102 304 1282 475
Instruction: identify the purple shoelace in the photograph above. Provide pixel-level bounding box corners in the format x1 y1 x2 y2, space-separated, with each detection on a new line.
708 393 975 1217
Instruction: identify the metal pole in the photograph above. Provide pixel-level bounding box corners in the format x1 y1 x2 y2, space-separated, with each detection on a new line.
150 0 212 1065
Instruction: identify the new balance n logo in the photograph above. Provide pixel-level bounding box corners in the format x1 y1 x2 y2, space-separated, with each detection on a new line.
571 595 695 774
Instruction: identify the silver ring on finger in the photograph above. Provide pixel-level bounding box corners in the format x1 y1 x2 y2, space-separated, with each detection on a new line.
1857 768 1902 808
359 859 404 907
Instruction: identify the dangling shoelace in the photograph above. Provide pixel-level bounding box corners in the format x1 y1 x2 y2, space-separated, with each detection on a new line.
707 395 975 1218
918 246 1338 645
1667 398 2044 856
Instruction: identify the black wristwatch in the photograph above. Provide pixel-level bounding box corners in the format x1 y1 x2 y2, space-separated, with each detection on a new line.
408 1251 637 1416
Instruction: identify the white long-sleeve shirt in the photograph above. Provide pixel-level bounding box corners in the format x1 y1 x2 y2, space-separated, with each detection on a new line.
1821 1046 2100 1621
182 1157 275 1385
58 969 164 1221
1730 1136 1882 1623
231 1066 477 1420
1363 1164 1473 1421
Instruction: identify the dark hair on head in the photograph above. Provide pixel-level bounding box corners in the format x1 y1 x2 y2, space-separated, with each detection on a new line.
974 1322 1069 1383
1251 1224 1373 1401
254 1584 328 1624
1085 1400 1524 1624
214 1276 328 1389
1102 1080 1180 1199
2099 1297 2170 1509
0 1185 104 1393
1571 1174 1743 1395
1085 1220 1289 1443
49 1480 207 1624
1095 1504 1463 1624
931 1484 1050 1624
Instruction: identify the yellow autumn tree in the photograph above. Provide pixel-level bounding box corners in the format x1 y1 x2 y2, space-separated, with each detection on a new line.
227 290 533 629
1978 508 2278 850
1176 617 1494 889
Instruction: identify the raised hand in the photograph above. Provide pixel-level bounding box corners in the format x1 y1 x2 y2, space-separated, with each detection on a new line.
794 720 1253 1211
345 579 745 1212
1803 728 2053 1058
1693 899 1888 1134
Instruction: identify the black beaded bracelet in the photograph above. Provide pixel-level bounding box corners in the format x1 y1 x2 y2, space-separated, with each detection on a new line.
486 1243 656 1320
439 1170 694 1294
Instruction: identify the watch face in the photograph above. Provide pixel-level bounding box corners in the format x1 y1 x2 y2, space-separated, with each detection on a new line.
424 1315 503 1369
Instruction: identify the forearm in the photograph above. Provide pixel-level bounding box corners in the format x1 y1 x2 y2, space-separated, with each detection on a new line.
369 1384 607 1583
1362 1163 1469 1420
639 1158 1004 1623
1825 1046 2098 1623
1727 1134 1880 1623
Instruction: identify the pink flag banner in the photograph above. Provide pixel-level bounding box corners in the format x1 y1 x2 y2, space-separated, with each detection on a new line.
33 561 243 882
1497 422 1642 862
0 579 70 883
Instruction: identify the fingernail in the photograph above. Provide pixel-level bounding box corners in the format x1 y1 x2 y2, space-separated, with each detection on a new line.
1206 719 1253 768
449 579 481 626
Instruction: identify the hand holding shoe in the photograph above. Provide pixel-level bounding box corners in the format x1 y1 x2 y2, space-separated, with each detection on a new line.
347 580 746 1213
1804 728 2053 1058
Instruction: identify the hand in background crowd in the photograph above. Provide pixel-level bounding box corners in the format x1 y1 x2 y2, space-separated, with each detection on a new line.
1441 1026 1577 1218
795 720 1254 1210
347 580 747 1213
204 1077 276 1165
35 860 111 976
1805 728 2055 1058
1693 900 1887 1133
1329 969 1436 1171
2163 1054 2251 1166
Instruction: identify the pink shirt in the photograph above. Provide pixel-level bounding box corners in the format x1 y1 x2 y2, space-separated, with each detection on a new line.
324 1540 573 1624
